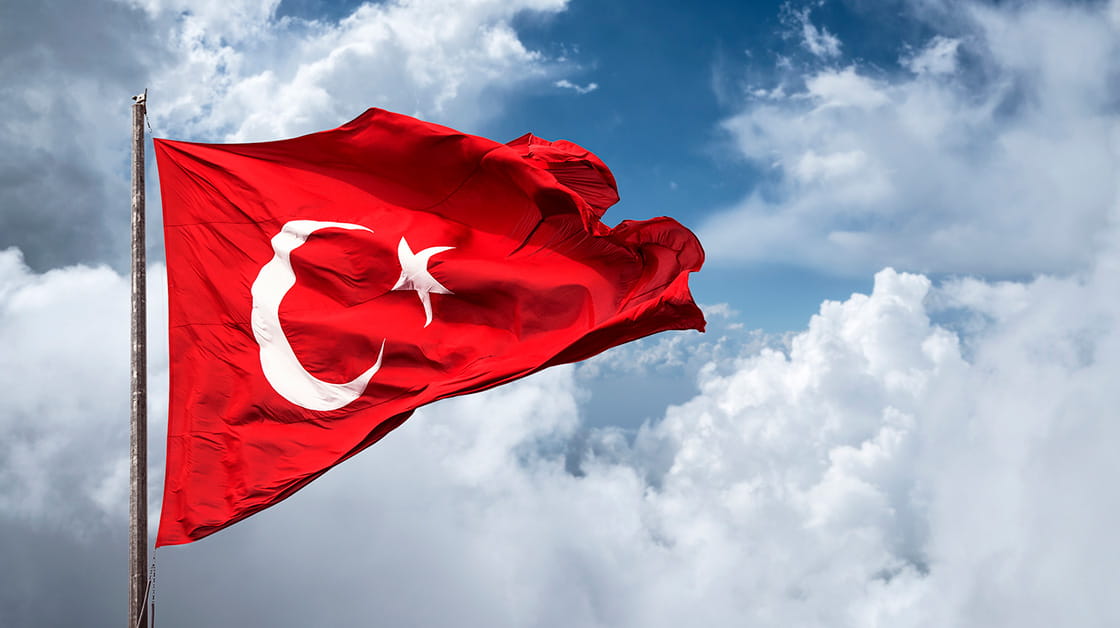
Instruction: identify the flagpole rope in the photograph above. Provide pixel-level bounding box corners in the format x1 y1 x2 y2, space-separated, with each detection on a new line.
132 552 156 628
145 105 152 133
149 550 156 628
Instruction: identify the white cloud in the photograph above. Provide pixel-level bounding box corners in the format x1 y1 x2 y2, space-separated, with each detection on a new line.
805 67 890 110
784 5 842 59
554 78 599 94
703 1 1120 278
903 36 960 75
134 0 569 141
0 249 130 527
793 149 868 182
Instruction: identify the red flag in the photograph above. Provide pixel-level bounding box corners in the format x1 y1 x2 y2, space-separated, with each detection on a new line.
154 109 704 546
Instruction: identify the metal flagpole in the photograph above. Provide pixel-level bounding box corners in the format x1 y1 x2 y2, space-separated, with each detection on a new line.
129 89 149 628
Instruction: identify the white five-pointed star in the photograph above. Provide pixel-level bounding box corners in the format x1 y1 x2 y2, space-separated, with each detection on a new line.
392 237 455 327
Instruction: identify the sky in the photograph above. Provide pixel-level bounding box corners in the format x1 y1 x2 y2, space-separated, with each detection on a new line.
1 0 1119 626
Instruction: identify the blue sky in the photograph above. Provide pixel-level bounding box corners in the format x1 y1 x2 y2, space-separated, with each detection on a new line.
244 0 1115 331
2 1 1120 626
501 0 873 330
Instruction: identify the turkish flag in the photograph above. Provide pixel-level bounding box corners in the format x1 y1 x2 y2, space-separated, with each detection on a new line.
154 109 704 546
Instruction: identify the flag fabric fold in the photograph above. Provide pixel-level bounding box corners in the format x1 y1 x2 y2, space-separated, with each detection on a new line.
154 108 704 546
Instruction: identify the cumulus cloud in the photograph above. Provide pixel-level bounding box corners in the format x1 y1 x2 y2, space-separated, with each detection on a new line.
137 0 569 141
0 249 130 526
702 1 1119 277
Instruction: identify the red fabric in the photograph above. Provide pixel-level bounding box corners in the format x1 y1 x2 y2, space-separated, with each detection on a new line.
505 133 620 219
154 109 704 546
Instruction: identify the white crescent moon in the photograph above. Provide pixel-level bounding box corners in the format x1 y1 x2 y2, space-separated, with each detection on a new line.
250 220 385 411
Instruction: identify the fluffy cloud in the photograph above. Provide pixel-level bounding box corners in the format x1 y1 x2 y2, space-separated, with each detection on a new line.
134 0 569 141
782 4 842 59
702 1 1119 277
554 78 599 94
0 249 130 526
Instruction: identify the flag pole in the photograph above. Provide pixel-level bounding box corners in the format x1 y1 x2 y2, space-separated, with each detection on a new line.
129 89 149 628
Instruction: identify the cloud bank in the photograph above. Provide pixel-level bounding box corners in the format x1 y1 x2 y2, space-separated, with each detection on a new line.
4 235 1119 625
